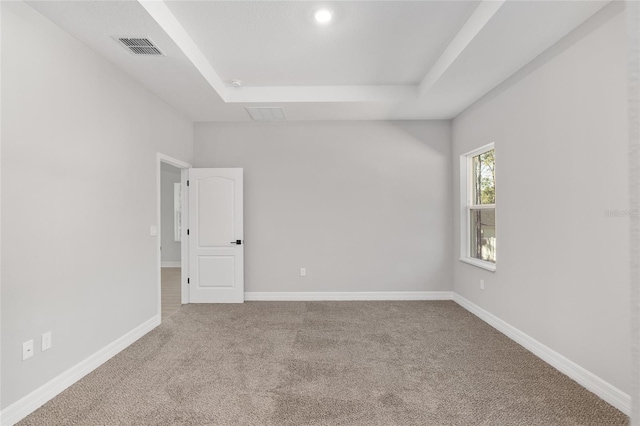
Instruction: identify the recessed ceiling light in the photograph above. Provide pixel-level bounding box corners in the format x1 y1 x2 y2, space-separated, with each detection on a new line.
314 9 332 24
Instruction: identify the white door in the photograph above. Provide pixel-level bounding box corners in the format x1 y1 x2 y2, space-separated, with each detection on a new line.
188 168 244 303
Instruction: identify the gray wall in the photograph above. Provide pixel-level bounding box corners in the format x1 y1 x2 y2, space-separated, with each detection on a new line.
631 1 640 420
1 2 193 408
451 3 630 394
161 163 182 264
194 120 452 293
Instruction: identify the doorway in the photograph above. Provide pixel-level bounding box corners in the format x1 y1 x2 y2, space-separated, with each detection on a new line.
157 153 191 322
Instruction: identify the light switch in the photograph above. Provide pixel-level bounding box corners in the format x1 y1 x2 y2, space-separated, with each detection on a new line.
42 332 52 351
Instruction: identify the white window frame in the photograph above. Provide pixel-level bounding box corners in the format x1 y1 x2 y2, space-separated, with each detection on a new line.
459 142 496 272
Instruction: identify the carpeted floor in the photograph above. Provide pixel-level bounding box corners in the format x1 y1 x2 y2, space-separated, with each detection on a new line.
161 267 182 321
19 301 628 425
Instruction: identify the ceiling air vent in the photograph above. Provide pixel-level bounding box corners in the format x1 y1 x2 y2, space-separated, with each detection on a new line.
245 107 286 121
116 37 164 56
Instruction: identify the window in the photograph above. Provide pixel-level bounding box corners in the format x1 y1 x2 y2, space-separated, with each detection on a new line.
460 143 496 271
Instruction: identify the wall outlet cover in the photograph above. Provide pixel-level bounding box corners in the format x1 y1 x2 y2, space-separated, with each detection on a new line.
22 340 34 361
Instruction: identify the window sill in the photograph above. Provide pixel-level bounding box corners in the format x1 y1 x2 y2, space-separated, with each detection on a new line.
459 257 496 272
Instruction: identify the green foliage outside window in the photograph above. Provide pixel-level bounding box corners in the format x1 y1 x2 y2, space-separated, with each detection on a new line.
470 149 495 263
473 149 495 205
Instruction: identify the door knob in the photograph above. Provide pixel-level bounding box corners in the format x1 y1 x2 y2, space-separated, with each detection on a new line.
230 240 242 245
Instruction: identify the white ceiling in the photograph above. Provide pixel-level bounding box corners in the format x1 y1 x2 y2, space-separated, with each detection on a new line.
27 0 611 122
165 1 478 86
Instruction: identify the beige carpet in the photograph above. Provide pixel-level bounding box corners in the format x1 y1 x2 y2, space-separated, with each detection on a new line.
161 267 182 321
19 301 628 425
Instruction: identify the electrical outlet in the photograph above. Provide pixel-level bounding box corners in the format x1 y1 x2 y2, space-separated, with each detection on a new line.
22 340 34 361
480 279 485 290
300 268 306 277
150 225 157 236
42 332 52 351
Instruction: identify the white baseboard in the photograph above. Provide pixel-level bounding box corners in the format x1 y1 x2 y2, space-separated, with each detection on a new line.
161 261 181 268
244 291 453 301
452 293 631 415
0 316 160 426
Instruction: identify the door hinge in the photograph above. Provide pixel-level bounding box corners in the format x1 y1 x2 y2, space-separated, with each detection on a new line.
187 180 189 186
187 278 190 284
187 229 190 236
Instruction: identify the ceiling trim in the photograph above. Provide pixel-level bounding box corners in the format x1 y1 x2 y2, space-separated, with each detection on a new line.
418 0 505 98
139 0 503 105
138 0 228 100
225 85 417 103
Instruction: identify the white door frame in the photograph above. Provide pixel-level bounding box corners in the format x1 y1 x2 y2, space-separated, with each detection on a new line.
156 153 191 320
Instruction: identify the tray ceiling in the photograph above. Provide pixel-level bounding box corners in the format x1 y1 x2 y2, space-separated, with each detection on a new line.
27 0 612 121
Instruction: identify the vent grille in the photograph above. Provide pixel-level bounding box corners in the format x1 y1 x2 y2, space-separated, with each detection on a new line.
245 107 286 121
117 37 164 56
